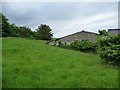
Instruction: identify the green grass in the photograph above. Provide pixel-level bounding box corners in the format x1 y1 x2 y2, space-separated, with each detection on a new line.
2 37 118 88
0 38 2 89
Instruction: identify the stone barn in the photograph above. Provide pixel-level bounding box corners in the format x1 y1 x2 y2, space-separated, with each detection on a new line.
59 30 97 44
108 29 120 35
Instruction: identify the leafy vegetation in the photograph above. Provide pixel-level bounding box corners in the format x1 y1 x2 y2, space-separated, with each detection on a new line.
1 13 11 37
2 37 118 88
70 40 97 52
97 34 120 66
98 29 108 36
53 40 97 53
1 13 53 40
36 24 53 40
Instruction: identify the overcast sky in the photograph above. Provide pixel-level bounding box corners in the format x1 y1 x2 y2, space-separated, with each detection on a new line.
2 2 118 38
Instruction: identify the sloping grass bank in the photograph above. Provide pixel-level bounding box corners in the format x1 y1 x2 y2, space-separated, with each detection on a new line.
2 37 118 88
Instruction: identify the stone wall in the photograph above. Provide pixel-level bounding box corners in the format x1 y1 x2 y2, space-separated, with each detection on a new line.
108 29 120 35
59 31 97 44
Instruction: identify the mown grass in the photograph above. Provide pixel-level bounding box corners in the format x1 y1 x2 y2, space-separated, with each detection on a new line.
2 37 118 88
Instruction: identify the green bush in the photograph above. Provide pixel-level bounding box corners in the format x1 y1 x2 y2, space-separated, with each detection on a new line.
98 34 120 66
70 40 97 52
57 41 71 49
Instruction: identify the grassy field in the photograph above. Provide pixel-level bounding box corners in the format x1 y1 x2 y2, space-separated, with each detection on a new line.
2 37 118 88
0 38 2 89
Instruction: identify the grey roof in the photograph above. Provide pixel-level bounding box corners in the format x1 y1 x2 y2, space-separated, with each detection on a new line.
108 29 120 31
60 30 98 39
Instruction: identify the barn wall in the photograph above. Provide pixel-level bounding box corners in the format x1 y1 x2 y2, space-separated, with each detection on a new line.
108 29 120 35
60 31 97 43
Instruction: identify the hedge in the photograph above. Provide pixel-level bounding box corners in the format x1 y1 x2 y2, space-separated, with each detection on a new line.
70 40 97 52
98 34 120 66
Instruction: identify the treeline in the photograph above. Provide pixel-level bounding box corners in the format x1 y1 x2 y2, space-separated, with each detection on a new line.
0 13 53 40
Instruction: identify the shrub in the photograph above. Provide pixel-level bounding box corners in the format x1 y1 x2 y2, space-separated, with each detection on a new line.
57 41 71 49
70 40 97 52
98 34 120 66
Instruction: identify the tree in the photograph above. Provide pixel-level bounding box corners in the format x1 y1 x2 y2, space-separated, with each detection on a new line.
1 13 12 37
9 23 19 37
36 24 53 40
98 29 108 36
0 13 12 37
18 26 32 38
0 13 2 37
1 13 53 40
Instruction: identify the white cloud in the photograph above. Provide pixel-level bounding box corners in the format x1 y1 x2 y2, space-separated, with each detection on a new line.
2 0 120 2
2 2 118 38
46 12 117 37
